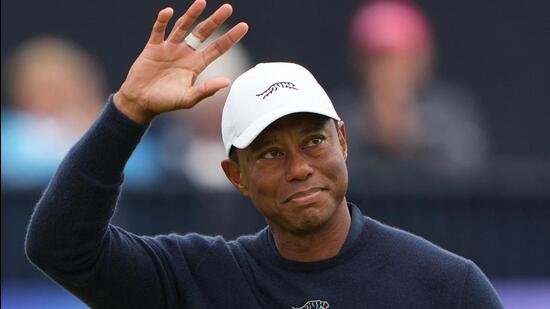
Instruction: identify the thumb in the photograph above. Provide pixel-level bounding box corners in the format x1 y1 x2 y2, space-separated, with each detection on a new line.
181 77 231 108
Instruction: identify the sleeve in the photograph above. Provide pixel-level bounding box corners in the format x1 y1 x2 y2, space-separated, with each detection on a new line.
24 96 197 308
459 261 504 309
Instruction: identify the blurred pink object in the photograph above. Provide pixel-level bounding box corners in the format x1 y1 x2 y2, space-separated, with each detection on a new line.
351 0 432 54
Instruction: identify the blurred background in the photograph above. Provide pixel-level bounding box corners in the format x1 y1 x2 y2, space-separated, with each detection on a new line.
1 0 549 308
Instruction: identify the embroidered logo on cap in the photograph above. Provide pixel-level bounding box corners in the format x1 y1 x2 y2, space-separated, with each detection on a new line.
291 300 330 309
256 82 298 99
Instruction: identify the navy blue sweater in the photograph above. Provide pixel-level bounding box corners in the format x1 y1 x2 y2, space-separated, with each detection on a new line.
25 97 503 308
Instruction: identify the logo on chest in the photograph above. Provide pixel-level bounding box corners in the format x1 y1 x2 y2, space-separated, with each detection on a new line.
291 299 330 309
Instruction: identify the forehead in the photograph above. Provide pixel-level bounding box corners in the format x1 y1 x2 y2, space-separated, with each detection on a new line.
250 113 333 146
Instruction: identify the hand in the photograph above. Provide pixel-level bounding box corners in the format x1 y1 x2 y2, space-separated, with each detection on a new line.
114 0 248 124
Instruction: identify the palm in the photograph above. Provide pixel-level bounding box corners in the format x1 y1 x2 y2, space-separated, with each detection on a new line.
127 44 201 112
115 1 248 123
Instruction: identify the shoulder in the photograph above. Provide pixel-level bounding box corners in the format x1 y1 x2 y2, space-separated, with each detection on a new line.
149 232 227 250
364 216 473 284
146 229 270 262
364 216 502 306
230 227 267 251
122 230 230 265
458 260 503 308
219 227 270 262
122 226 269 262
363 217 502 308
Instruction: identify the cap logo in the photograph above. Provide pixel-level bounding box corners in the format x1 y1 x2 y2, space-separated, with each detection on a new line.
256 81 298 99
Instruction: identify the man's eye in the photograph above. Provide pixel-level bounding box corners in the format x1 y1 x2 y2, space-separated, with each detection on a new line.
306 136 325 147
262 150 283 159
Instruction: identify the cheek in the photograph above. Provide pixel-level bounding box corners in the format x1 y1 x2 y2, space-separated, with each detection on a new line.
317 149 348 198
246 165 284 210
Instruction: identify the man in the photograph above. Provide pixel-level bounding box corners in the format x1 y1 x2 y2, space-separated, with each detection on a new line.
25 1 503 308
2 36 161 188
344 0 488 178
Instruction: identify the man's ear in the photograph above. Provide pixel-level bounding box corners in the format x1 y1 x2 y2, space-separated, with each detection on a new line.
221 159 249 196
337 120 348 160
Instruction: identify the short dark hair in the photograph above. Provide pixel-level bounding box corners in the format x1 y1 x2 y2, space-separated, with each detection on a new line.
229 146 239 163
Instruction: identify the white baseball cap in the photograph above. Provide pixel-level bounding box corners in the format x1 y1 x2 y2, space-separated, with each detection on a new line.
221 62 340 155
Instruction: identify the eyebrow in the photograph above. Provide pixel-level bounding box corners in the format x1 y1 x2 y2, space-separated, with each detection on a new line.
299 123 327 135
248 122 328 152
248 137 277 152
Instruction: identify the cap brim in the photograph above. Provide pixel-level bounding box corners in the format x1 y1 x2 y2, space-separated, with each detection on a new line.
231 104 340 151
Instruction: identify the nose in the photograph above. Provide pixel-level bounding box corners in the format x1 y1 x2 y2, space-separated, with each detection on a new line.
284 150 313 182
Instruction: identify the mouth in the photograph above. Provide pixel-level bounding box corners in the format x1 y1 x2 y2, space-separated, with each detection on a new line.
283 187 324 205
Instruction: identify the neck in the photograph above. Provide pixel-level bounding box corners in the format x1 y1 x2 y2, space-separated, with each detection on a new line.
271 200 351 262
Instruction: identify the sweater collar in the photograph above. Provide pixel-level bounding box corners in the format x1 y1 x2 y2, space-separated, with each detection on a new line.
259 202 367 272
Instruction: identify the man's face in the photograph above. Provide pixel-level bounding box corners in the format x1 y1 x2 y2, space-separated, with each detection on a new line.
222 113 348 235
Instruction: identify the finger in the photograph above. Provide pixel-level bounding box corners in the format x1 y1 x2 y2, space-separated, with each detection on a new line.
201 22 249 66
148 8 174 44
191 3 233 43
167 0 207 43
181 77 231 108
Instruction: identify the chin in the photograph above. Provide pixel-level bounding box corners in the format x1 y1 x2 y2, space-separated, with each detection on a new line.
288 203 334 234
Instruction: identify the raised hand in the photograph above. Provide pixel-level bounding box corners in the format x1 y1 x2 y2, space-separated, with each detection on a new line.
114 0 248 124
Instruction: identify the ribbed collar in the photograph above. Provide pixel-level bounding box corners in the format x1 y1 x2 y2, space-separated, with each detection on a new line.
257 203 368 272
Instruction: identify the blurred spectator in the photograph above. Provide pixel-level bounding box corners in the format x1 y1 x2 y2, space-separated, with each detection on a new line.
157 29 253 190
338 0 488 181
1 36 161 188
